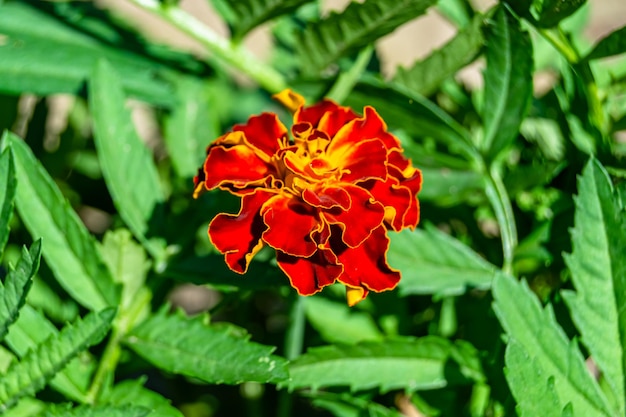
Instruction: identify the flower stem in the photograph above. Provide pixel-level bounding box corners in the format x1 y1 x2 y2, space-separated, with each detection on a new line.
277 296 306 417
127 0 288 94
484 166 517 275
326 45 374 103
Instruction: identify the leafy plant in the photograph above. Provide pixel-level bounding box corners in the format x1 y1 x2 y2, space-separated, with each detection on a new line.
0 0 625 415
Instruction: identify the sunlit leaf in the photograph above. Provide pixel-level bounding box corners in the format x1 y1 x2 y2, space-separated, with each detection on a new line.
586 25 626 61
42 405 152 417
0 148 15 259
533 0 587 28
101 378 184 417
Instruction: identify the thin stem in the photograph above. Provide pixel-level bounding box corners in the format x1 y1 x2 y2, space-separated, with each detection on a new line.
277 296 306 417
484 166 517 275
325 45 374 103
128 0 288 94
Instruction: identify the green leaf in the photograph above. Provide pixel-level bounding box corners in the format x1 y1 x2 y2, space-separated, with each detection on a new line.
228 0 315 40
2 397 46 417
492 273 613 416
89 60 166 259
562 159 626 415
586 25 626 60
102 378 184 417
0 148 16 259
345 78 478 162
0 131 119 311
125 309 288 384
0 2 175 106
0 241 40 341
393 13 484 96
284 336 479 392
481 6 533 160
390 226 498 296
417 167 483 206
162 78 220 179
0 308 115 412
310 393 404 417
304 297 384 344
505 339 566 417
533 0 586 28
43 405 152 417
100 229 150 312
298 0 437 74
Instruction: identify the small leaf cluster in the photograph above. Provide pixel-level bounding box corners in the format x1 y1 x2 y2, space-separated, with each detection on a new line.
0 0 625 416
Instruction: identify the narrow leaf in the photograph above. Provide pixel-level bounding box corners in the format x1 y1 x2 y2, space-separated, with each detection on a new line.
89 60 165 258
505 339 566 417
481 6 533 160
125 309 288 384
229 0 315 40
393 13 484 96
311 393 404 417
562 159 626 414
0 240 41 340
0 148 16 258
586 25 626 60
390 225 498 296
284 337 479 392
43 405 152 417
0 2 175 106
298 0 437 74
0 308 115 412
5 305 96 403
102 378 184 417
304 297 384 344
492 273 613 416
534 0 586 28
0 132 119 311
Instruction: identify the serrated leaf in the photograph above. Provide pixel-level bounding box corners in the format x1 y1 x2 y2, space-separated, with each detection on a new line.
284 336 478 392
304 297 384 344
229 0 315 40
505 339 565 417
5 305 95 403
43 404 152 417
562 159 626 415
125 309 288 384
533 0 586 28
310 393 404 417
492 273 613 416
102 378 184 417
393 13 484 96
345 78 477 162
585 25 626 61
0 148 16 259
89 60 166 259
390 225 498 296
0 131 119 311
0 308 115 412
298 0 437 74
0 240 40 341
481 6 533 160
100 229 150 312
162 78 220 179
0 2 175 106
2 397 46 417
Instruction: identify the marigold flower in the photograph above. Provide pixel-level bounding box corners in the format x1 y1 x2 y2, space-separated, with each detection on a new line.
194 90 421 306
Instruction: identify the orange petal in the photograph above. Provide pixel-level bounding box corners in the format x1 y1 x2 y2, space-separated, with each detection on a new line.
233 113 288 160
302 185 351 210
261 196 320 257
345 286 368 307
208 190 275 274
276 248 342 295
322 185 385 248
203 144 275 192
273 89 306 113
331 138 388 183
317 105 358 139
334 225 400 293
295 99 342 128
329 107 401 155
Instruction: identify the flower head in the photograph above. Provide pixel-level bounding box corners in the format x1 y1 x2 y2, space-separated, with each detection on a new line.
194 90 421 306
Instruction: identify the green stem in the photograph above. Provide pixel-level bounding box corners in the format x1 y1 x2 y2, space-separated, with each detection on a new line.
277 296 306 417
326 45 374 103
128 0 288 94
85 289 152 404
484 166 517 275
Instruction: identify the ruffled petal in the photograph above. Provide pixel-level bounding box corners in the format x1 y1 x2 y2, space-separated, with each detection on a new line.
295 100 342 129
333 226 400 292
276 249 342 295
365 177 413 231
233 113 288 160
329 107 401 155
322 185 385 248
302 185 351 210
331 138 388 183
317 105 358 139
273 89 306 113
208 189 275 273
203 141 275 192
261 196 320 257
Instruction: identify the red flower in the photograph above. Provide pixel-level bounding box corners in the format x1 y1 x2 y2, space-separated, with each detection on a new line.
194 90 421 306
